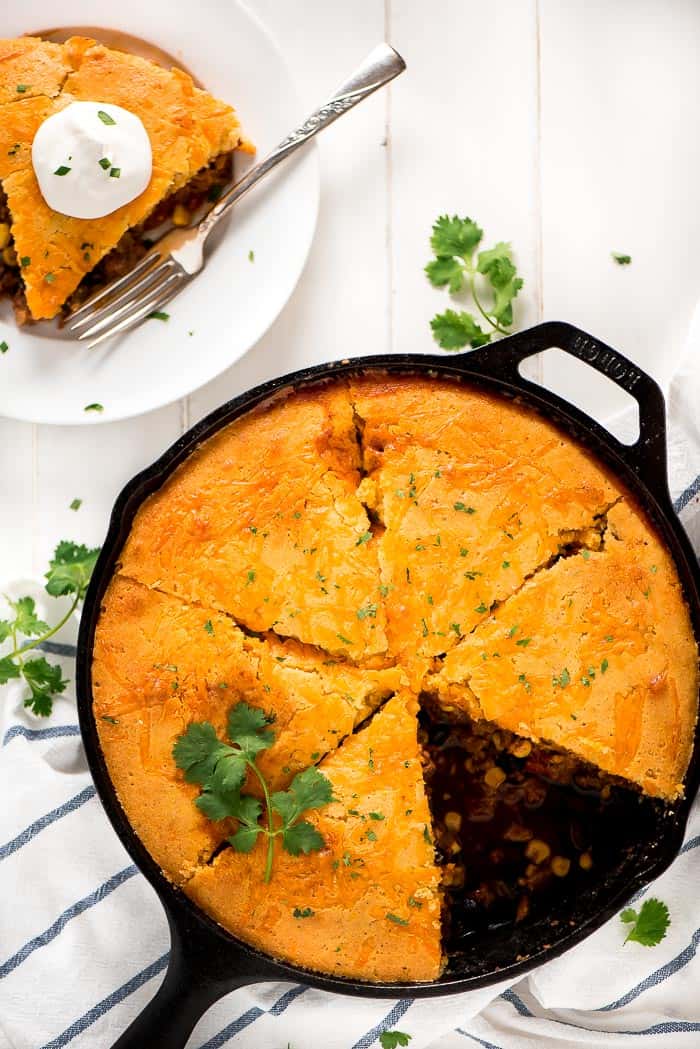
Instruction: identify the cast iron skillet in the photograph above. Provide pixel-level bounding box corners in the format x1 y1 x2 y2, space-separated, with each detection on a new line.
75 321 700 1049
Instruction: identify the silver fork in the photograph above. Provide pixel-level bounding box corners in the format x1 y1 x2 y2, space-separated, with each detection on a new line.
67 43 406 349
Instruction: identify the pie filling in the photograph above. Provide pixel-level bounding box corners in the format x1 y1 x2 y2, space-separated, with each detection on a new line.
92 376 698 983
0 151 233 325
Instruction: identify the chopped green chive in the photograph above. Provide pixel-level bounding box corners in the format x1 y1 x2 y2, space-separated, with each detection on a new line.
97 110 116 125
16 84 31 93
98 157 111 170
204 620 214 635
20 256 30 268
109 167 121 179
69 498 82 511
386 913 408 926
454 502 476 514
44 273 55 283
248 249 255 262
0 340 8 354
84 403 104 413
612 252 631 265
147 311 170 321
355 531 372 546
293 907 314 918
54 165 71 176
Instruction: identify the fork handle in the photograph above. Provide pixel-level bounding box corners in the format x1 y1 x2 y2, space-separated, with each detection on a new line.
198 42 406 236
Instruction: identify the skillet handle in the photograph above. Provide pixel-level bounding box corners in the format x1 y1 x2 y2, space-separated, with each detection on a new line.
461 321 670 497
109 907 273 1049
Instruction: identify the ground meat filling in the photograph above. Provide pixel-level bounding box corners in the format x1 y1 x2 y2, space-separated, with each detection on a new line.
0 151 233 324
421 710 658 955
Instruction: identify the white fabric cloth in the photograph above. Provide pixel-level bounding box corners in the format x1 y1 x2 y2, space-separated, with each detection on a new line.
1 323 698 1049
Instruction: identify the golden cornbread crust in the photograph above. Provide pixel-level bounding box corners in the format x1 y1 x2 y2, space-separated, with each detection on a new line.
94 375 699 981
0 36 253 320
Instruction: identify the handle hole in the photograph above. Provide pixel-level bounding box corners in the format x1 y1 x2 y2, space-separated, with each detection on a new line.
518 347 640 446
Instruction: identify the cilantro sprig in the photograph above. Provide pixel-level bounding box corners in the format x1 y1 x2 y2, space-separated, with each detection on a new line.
380 1034 412 1049
426 215 523 350
174 702 334 883
620 898 670 947
0 541 100 715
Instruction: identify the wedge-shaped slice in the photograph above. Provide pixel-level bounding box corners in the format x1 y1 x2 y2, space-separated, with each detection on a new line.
94 576 402 883
431 501 698 799
0 35 253 319
119 385 388 660
351 376 620 664
186 692 443 982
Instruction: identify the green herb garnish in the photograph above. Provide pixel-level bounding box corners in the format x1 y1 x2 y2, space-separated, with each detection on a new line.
355 531 372 546
69 498 82 511
84 404 104 413
0 541 99 716
173 702 334 883
148 311 169 322
426 215 523 349
612 252 632 266
16 84 31 93
386 913 409 926
380 1034 412 1049
620 898 669 946
97 110 116 125
98 158 111 170
0 341 7 354
54 165 71 176
293 907 314 918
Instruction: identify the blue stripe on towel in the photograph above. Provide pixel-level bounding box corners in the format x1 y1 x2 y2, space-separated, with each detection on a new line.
0 785 95 861
197 1007 264 1049
599 925 700 1012
674 474 700 513
351 999 414 1049
0 866 138 979
457 1030 504 1049
196 985 307 1049
36 640 78 658
3 723 80 747
40 952 169 1049
500 989 532 1016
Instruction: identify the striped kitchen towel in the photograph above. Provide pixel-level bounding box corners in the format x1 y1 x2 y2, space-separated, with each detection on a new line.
0 323 698 1049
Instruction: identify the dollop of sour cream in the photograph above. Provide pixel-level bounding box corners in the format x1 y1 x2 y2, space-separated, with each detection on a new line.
32 101 152 220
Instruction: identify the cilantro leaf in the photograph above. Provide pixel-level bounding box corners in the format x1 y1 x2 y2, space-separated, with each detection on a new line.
209 752 248 795
621 898 670 947
425 256 464 293
195 788 240 822
477 242 524 327
21 657 68 716
45 541 100 599
282 820 325 856
228 825 262 852
173 722 230 784
430 215 483 262
226 702 275 757
7 596 50 638
175 703 332 881
430 309 491 350
380 1034 412 1049
0 656 21 683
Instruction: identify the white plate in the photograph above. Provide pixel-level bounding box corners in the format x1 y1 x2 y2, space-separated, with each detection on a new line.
0 0 319 425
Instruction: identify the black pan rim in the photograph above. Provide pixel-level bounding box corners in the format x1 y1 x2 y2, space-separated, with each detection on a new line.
76 320 700 999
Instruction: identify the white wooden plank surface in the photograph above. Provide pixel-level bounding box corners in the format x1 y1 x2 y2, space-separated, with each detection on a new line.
4 0 700 588
390 0 542 358
539 0 700 421
189 0 389 426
